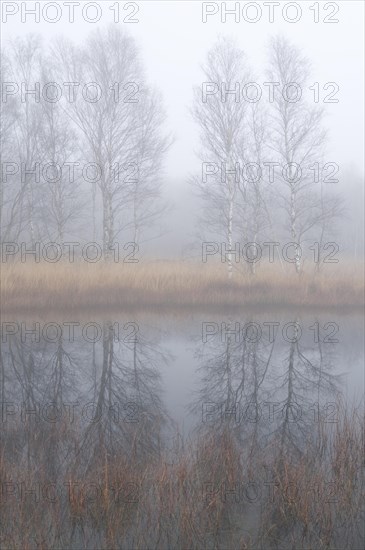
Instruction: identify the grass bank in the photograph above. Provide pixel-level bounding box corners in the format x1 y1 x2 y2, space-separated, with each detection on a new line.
1 260 364 314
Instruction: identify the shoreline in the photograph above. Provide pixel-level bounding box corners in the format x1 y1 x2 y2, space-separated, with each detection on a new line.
1 261 364 314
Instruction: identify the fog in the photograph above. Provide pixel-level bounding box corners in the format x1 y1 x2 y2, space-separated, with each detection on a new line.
1 3 364 549
1 0 364 259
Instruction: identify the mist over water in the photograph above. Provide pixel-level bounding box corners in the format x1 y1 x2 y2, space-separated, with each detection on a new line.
1 2 364 549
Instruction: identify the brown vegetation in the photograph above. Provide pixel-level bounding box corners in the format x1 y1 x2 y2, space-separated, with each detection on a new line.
0 400 364 549
1 260 364 314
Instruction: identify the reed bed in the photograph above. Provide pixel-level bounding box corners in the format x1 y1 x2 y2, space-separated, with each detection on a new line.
1 260 364 314
1 400 364 549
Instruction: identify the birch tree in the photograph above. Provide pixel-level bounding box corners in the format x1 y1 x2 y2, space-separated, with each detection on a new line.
192 37 251 279
54 27 169 260
267 36 327 273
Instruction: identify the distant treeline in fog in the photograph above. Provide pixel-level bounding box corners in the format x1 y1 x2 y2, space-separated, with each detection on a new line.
1 29 363 271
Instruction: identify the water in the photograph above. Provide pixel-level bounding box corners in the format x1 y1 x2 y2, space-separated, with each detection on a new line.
1 310 364 549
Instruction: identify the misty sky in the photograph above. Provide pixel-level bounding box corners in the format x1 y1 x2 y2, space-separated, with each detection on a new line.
2 1 364 177
2 1 364 255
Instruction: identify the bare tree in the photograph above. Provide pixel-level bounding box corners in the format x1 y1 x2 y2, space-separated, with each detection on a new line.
1 36 43 244
267 35 328 274
0 50 19 242
54 27 169 260
36 61 84 243
118 89 171 249
236 102 272 275
191 37 251 279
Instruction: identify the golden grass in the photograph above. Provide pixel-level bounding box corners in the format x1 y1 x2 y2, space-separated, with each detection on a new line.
1 260 364 314
1 401 364 549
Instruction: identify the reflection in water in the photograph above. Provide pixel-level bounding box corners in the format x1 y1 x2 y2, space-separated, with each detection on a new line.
1 321 170 470
0 315 364 549
193 318 344 453
190 316 363 548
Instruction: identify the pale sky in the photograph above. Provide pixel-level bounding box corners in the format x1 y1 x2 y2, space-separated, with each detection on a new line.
2 0 364 180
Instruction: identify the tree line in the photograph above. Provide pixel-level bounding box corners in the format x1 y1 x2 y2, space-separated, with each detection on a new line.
1 29 345 272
